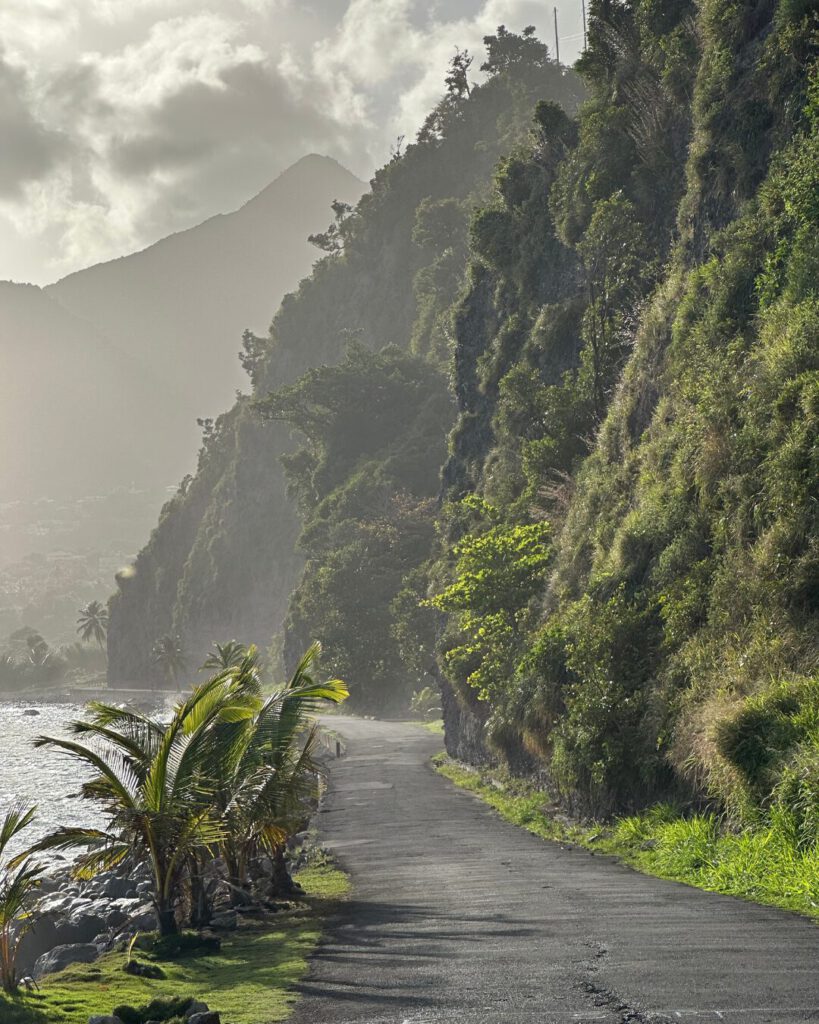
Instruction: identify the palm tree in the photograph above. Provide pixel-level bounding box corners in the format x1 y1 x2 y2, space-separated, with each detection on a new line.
76 601 109 649
30 644 347 934
32 678 231 935
0 804 42 993
26 634 51 667
201 640 247 672
210 643 348 904
152 635 187 690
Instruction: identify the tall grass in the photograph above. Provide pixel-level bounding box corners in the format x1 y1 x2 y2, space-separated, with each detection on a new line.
616 810 819 913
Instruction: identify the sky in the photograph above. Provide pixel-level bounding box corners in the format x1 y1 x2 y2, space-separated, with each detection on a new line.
0 0 585 286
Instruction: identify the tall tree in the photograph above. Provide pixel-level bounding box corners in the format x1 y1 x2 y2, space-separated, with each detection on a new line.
77 600 109 649
201 640 248 672
152 635 187 690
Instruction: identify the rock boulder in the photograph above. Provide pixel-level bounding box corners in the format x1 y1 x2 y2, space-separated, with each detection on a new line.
34 942 99 979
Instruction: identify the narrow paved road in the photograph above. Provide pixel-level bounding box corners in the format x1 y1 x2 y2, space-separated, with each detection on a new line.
291 718 819 1024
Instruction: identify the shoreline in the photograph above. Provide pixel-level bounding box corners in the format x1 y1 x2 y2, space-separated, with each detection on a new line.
0 688 176 707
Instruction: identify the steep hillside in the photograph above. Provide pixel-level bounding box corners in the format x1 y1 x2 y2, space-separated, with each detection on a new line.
108 5 818 839
432 0 819 827
47 155 365 472
270 345 455 715
433 0 701 772
107 29 585 686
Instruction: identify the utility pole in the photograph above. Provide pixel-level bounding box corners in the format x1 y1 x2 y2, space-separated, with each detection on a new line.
582 0 588 51
554 6 560 65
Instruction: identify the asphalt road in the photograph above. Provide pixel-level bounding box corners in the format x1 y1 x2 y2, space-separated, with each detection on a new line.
290 717 819 1024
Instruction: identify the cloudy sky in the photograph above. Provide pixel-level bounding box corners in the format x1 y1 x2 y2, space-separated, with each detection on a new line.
0 0 584 285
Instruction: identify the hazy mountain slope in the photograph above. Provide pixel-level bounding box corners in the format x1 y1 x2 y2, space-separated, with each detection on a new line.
47 154 365 459
106 39 585 686
0 281 174 501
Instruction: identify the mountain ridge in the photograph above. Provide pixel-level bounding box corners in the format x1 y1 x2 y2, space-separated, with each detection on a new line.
46 154 359 290
44 153 365 467
1 154 365 509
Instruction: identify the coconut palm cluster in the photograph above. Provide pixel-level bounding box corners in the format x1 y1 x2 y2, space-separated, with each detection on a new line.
0 641 346 991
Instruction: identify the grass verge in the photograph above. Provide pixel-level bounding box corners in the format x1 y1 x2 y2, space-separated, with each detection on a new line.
434 754 819 919
412 719 444 735
0 862 350 1024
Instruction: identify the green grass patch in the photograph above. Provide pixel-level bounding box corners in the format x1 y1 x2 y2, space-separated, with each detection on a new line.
0 863 349 1024
409 719 444 735
435 755 819 919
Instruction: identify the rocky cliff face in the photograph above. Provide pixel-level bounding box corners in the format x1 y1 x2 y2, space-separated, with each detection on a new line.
106 49 585 686
108 403 301 685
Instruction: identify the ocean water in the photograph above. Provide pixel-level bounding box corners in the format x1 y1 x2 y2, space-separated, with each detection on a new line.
0 701 99 860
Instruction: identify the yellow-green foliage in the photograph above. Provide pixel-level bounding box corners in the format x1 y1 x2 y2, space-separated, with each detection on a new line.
427 501 551 704
0 864 349 1024
432 1 819 820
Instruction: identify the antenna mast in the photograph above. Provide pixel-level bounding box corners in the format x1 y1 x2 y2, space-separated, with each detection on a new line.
553 6 560 65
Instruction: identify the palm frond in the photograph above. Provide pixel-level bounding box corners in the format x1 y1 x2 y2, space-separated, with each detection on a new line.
25 826 118 856
288 640 321 690
34 736 142 809
0 864 43 930
84 702 163 735
71 844 131 880
68 720 157 770
0 803 36 860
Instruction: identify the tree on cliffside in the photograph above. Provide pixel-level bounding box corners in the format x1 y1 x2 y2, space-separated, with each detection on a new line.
152 634 187 690
77 600 109 649
262 344 455 713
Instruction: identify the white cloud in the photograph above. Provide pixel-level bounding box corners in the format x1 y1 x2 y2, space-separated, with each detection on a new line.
87 14 266 109
0 0 583 284
0 1 77 58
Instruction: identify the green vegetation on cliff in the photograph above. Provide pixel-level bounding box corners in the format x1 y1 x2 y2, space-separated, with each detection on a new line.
107 27 583 687
262 345 454 714
426 0 819 839
111 2 818 861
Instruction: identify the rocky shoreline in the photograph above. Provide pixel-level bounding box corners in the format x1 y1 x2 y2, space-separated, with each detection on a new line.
19 836 309 984
20 861 158 980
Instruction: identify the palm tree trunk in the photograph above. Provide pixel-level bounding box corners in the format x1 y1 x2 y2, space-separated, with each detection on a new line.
187 853 211 927
270 845 297 897
153 859 179 936
224 844 251 907
0 926 17 993
156 902 178 936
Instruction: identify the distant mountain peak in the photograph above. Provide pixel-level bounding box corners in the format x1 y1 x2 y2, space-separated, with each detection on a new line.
29 152 366 500
237 154 364 214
